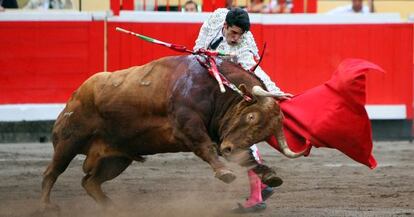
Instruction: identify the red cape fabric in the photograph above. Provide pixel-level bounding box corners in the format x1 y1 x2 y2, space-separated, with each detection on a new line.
267 59 384 169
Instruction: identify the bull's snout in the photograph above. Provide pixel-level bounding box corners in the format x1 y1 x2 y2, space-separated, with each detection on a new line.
220 141 252 164
221 146 233 155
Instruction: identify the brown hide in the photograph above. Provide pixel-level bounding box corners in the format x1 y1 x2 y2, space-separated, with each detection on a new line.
54 55 282 158
42 55 285 208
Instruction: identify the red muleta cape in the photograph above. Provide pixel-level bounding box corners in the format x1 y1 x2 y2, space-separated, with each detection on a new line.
267 59 384 169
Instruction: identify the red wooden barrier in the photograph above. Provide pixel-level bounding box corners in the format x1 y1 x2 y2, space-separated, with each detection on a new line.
0 18 412 120
0 21 105 104
106 22 262 71
110 0 120 15
111 0 317 13
292 0 317 13
202 0 226 12
107 22 413 118
107 22 200 70
122 0 135 10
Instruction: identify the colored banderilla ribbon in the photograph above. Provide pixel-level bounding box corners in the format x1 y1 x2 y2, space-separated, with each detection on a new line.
115 27 250 100
116 27 194 54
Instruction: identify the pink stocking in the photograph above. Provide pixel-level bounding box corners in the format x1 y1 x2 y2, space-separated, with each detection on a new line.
244 169 263 207
256 151 268 191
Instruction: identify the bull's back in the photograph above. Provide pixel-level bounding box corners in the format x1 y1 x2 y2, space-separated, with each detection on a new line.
95 56 189 114
54 56 193 154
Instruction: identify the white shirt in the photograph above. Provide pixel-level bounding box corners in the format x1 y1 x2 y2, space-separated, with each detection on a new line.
194 8 283 95
269 0 293 11
24 0 72 9
327 4 370 14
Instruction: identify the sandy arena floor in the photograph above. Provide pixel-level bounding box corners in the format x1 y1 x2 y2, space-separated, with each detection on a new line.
0 141 413 217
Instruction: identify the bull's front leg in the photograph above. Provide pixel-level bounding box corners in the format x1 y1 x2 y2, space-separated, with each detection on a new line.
174 111 236 183
193 141 236 183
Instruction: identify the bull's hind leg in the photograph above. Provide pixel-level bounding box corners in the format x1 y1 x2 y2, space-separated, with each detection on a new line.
82 140 132 206
82 156 132 205
40 142 77 210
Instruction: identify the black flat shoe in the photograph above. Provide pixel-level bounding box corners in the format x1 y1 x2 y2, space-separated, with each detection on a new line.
231 202 266 214
261 186 275 201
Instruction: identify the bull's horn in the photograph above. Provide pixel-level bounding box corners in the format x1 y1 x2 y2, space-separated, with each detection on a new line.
252 86 281 98
276 134 306 158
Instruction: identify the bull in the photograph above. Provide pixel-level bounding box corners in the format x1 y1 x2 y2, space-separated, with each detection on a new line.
40 55 303 209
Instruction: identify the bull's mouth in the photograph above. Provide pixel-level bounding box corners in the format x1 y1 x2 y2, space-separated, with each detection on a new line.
219 141 253 163
225 149 253 164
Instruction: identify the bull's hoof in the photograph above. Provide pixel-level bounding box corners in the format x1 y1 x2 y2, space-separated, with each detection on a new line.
262 173 283 188
215 169 236 183
42 203 61 213
31 203 60 217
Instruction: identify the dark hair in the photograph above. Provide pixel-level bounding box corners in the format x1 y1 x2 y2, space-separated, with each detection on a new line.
225 8 250 32
184 0 197 7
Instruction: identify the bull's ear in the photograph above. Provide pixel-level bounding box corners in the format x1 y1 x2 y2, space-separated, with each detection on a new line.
238 84 249 96
239 84 256 103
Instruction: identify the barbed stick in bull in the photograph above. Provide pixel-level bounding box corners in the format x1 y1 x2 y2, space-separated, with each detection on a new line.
116 27 232 57
116 27 195 54
115 27 246 95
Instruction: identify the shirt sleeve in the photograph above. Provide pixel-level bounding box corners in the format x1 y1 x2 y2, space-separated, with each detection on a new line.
193 16 211 51
237 32 284 94
194 8 227 51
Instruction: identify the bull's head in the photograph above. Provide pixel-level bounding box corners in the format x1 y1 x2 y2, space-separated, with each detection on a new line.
219 85 305 162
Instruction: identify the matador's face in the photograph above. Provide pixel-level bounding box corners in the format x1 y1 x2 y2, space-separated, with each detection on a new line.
352 0 363 12
223 22 244 46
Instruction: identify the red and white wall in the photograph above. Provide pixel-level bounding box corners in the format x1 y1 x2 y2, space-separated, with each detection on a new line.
0 11 411 123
